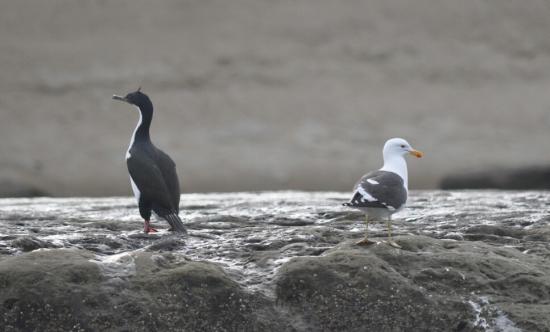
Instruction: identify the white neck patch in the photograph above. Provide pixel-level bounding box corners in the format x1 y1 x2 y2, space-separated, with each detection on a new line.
126 106 142 160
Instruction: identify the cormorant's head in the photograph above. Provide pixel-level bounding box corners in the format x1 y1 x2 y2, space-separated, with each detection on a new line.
112 87 152 109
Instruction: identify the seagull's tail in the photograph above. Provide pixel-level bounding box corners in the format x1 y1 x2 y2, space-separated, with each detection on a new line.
164 213 187 234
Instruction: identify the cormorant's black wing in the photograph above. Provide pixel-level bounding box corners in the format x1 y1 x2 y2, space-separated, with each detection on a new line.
126 149 175 212
155 148 180 214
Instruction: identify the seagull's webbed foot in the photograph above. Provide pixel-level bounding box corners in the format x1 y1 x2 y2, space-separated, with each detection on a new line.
356 215 376 246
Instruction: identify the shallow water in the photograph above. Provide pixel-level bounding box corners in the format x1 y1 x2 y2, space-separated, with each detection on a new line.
1 190 549 293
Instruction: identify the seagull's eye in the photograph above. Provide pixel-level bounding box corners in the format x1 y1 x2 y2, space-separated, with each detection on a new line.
400 145 406 148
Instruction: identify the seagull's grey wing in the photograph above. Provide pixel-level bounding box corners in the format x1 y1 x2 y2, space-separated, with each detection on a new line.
345 171 407 210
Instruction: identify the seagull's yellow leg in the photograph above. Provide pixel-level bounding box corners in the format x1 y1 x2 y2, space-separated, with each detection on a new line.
386 218 401 249
356 215 376 246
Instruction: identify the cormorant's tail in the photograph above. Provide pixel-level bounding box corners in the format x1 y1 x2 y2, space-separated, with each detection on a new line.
164 213 187 234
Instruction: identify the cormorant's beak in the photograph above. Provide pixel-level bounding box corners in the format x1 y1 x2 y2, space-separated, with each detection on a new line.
112 95 128 103
409 149 424 158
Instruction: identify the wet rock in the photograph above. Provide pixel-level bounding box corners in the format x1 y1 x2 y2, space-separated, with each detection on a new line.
523 227 550 242
0 191 549 331
464 225 525 239
275 242 468 331
441 232 464 241
440 166 550 189
146 237 186 251
89 220 135 232
275 236 550 331
11 236 57 252
70 235 125 254
0 250 292 332
269 218 315 226
187 215 251 230
0 250 103 331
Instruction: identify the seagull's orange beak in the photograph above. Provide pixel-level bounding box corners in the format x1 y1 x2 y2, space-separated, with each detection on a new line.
409 149 423 158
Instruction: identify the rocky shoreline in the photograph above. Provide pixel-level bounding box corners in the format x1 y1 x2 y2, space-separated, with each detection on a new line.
1 191 549 331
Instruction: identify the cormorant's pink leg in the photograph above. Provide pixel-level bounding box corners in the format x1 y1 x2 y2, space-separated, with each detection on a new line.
143 220 158 233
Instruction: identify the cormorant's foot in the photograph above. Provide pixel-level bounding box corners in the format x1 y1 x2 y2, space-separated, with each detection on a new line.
356 238 377 246
387 240 402 249
144 226 158 234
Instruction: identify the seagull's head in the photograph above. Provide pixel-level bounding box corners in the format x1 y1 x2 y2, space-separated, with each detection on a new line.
383 138 423 159
112 87 152 109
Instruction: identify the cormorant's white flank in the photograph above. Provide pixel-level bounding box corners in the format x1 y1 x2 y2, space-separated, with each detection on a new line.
113 88 186 234
343 138 423 248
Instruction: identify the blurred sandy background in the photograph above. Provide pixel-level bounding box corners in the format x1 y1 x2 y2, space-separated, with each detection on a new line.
1 0 550 196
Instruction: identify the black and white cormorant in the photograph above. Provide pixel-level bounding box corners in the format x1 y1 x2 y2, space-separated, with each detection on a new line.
112 88 187 234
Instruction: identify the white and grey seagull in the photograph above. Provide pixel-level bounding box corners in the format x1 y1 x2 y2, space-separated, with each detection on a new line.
343 138 423 248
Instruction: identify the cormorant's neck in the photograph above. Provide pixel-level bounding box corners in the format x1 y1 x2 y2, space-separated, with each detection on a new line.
134 102 153 143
